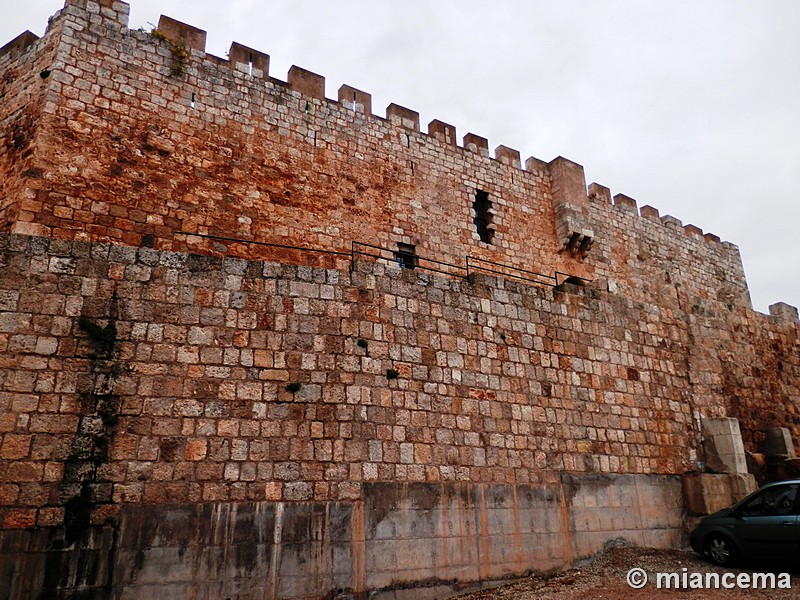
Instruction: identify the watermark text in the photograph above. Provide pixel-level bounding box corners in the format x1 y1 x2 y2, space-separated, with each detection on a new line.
626 567 792 590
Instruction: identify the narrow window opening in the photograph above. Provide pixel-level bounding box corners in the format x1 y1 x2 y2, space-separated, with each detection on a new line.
394 243 417 270
410 161 415 175
313 131 317 147
473 190 493 244
248 53 253 76
563 276 586 287
190 92 196 108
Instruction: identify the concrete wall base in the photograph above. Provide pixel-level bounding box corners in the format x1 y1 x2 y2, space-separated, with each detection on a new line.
1 474 683 599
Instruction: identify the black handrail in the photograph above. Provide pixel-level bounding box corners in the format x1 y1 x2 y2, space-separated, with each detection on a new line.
352 241 467 276
176 232 591 289
466 255 557 286
176 231 351 256
554 271 593 286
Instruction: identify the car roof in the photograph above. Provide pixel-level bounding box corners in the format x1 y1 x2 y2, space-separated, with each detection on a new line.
759 479 800 488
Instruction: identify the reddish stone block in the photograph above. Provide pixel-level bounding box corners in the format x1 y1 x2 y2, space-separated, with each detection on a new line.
3 509 36 529
0 434 32 459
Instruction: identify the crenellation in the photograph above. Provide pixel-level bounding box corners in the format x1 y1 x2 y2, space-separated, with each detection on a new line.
587 182 611 204
287 64 325 101
385 103 420 131
427 119 456 146
228 42 269 78
0 31 39 60
639 204 660 221
463 132 489 157
338 84 371 115
494 145 521 169
684 224 703 239
660 214 683 229
63 0 129 28
769 302 799 323
524 156 549 174
612 193 637 213
155 15 206 53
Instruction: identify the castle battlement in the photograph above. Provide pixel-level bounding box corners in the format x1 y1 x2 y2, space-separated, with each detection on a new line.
2 0 736 267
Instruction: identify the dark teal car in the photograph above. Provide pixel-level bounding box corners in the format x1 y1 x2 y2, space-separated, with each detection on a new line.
690 480 800 566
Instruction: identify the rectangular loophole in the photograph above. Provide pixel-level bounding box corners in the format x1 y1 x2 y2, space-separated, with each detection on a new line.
394 243 417 270
473 190 493 244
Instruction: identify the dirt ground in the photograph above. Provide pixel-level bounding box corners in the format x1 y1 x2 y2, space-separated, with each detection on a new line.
454 546 800 599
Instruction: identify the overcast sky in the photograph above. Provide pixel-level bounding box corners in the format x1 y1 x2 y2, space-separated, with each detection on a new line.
4 1 799 313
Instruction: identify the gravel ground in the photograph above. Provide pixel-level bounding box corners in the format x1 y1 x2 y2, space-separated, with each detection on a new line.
454 546 800 599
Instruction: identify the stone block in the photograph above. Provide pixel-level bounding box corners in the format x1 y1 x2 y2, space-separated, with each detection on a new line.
702 417 748 474
763 427 795 458
682 473 757 516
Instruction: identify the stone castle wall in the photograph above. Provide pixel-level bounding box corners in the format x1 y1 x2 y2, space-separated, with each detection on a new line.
0 232 797 597
1 0 750 309
1 0 799 597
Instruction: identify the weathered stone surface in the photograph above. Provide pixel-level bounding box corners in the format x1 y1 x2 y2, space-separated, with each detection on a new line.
702 418 748 474
0 478 684 599
682 473 757 516
0 1 799 598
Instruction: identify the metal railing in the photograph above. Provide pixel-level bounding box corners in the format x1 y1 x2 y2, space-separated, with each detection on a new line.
176 232 591 289
176 231 351 257
466 255 557 286
351 241 467 277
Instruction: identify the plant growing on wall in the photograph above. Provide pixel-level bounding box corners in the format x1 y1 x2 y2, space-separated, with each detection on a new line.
147 28 190 77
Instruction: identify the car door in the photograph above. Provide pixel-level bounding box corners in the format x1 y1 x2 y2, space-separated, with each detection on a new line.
733 483 800 558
